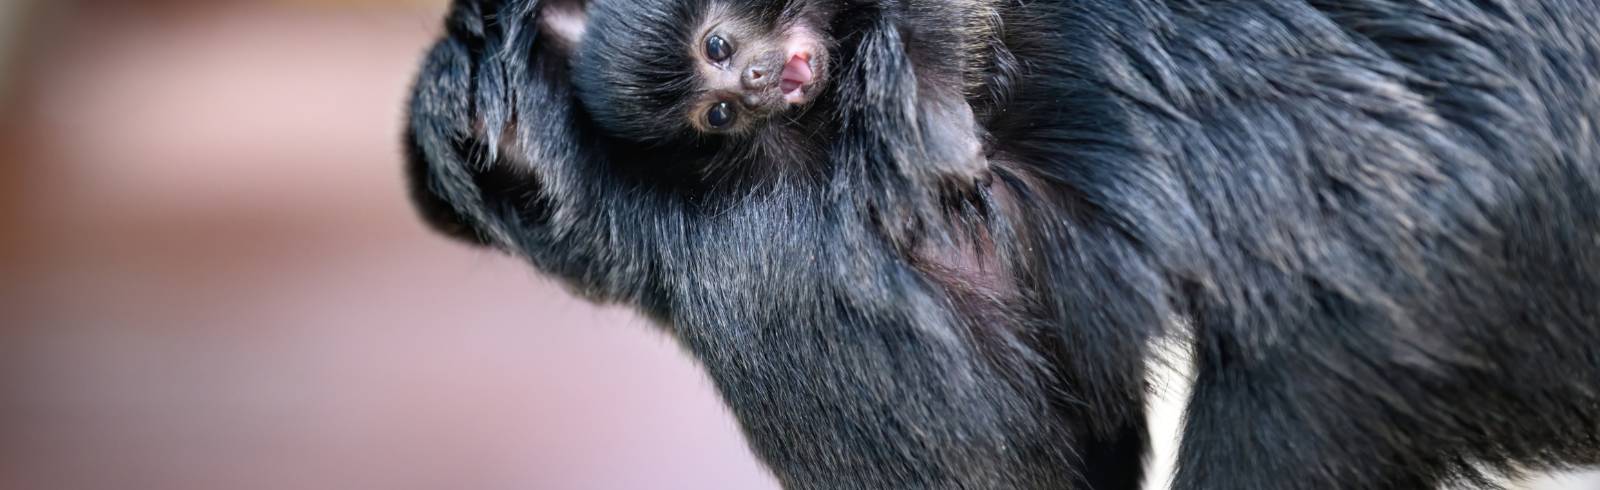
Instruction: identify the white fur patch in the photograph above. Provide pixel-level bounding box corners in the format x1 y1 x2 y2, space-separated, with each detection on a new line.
1144 329 1195 490
1137 329 1600 490
1478 469 1600 490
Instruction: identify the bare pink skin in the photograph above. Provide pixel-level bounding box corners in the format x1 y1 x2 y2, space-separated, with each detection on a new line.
779 26 826 106
780 54 812 100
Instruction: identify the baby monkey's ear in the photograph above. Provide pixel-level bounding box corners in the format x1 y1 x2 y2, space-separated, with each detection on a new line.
539 0 589 54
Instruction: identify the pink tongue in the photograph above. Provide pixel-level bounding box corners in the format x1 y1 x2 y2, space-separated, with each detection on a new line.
780 57 812 94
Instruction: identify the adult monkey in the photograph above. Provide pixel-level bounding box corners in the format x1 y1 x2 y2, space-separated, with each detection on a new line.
406 0 1600 488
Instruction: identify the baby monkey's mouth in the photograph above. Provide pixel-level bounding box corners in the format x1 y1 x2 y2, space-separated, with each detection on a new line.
780 54 814 103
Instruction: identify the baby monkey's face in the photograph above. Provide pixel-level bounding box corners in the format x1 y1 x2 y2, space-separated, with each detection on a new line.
687 6 830 135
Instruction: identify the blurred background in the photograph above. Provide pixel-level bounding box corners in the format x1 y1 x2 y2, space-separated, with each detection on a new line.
0 1 1594 490
0 0 777 488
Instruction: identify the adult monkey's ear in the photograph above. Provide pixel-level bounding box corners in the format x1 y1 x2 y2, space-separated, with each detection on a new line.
539 0 589 55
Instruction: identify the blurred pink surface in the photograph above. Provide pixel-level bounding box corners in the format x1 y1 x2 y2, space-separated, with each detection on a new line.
0 3 778 489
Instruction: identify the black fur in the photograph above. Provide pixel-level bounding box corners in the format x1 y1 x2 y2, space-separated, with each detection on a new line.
405 0 1600 488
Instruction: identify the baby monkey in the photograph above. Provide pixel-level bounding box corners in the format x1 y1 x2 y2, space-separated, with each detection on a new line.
544 0 836 145
543 0 995 187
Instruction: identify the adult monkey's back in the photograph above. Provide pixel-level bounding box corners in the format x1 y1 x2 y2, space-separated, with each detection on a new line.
404 0 1600 488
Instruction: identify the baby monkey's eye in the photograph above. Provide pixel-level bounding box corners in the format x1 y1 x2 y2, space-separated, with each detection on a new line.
707 102 736 129
705 35 733 63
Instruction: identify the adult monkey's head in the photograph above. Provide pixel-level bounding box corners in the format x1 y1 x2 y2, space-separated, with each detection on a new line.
544 0 836 144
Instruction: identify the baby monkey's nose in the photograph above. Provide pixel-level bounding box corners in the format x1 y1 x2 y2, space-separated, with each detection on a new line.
743 66 773 90
741 52 785 91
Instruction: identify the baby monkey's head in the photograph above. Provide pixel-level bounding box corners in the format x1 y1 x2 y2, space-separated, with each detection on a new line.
548 0 833 144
